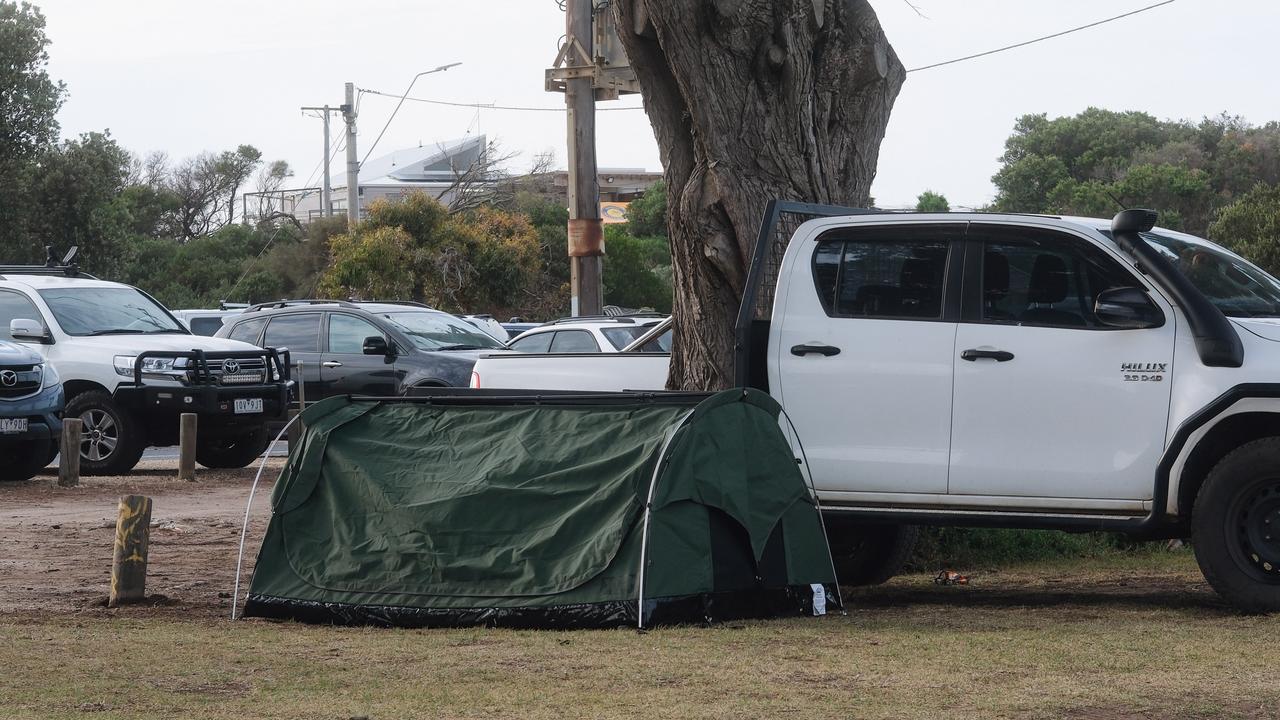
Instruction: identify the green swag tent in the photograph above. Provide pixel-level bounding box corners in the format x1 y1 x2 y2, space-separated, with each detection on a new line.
243 388 838 629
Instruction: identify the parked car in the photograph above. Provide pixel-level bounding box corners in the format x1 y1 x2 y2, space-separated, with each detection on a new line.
458 314 509 342
0 254 293 475
471 319 670 391
0 339 63 482
172 305 247 336
468 203 1280 613
215 300 506 399
505 315 667 354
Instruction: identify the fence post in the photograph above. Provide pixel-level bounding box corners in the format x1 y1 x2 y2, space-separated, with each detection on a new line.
178 413 197 481
57 418 82 487
108 494 152 607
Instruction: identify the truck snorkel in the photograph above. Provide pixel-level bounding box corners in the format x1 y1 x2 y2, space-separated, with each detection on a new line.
1110 209 1243 368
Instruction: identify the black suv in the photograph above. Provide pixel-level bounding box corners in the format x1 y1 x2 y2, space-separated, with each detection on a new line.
215 301 505 399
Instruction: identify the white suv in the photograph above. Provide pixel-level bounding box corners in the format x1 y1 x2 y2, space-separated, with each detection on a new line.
506 315 668 354
0 259 293 475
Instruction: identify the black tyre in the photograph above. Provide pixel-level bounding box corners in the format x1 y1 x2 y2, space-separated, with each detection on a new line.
1193 437 1280 612
64 391 146 476
827 523 919 586
197 427 269 469
0 438 54 482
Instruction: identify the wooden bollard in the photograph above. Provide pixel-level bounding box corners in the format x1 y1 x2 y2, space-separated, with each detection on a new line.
178 413 197 481
109 494 152 607
57 417 82 487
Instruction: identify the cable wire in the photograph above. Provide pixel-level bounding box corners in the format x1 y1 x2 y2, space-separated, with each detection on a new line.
905 0 1178 73
357 87 645 112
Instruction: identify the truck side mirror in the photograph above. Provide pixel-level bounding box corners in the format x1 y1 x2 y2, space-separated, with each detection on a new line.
9 318 50 344
1095 288 1163 329
362 336 390 356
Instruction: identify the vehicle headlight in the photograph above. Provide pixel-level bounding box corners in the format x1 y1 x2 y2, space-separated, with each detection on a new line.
113 355 137 376
40 362 59 389
114 356 186 378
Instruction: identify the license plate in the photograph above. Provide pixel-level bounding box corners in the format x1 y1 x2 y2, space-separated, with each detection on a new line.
233 398 263 415
0 418 28 434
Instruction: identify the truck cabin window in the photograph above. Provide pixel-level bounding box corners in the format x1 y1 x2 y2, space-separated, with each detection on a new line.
812 228 954 319
979 233 1139 329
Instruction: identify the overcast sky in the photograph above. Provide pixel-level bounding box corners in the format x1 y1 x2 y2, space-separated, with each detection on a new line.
35 0 1280 209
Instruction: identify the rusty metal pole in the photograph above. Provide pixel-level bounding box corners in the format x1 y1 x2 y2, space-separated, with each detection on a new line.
565 0 604 316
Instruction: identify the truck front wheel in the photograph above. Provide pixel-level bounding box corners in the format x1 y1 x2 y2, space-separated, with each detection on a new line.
1193 437 1280 612
197 427 269 469
65 391 146 476
827 524 919 586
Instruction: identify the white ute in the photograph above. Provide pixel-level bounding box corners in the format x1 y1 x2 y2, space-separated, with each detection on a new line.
0 255 294 475
472 203 1280 612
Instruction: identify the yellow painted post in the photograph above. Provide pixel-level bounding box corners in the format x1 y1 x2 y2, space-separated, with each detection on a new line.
108 495 152 607
57 418 82 487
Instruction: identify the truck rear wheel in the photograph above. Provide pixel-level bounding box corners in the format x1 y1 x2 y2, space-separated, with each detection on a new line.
197 427 269 469
65 391 146 476
827 524 919 586
0 439 54 482
1193 437 1280 613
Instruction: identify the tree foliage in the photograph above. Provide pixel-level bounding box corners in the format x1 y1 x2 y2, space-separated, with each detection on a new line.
993 109 1280 236
915 190 949 212
1208 183 1280 277
626 181 668 238
318 192 545 315
603 225 672 312
0 1 66 250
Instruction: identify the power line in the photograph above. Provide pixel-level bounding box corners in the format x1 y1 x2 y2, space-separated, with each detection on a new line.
357 87 645 112
905 0 1178 73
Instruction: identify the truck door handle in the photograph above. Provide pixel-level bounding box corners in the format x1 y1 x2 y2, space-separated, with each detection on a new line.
322 361 344 369
960 349 1014 362
791 343 841 357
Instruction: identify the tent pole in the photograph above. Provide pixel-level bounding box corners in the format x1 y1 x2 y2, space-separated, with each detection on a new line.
780 406 845 614
231 412 303 620
636 409 695 629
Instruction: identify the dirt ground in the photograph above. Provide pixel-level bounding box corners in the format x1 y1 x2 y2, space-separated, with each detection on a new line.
0 459 279 620
3 463 1278 720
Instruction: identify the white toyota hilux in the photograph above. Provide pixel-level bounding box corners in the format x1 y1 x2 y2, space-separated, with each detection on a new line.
0 257 293 475
474 205 1280 612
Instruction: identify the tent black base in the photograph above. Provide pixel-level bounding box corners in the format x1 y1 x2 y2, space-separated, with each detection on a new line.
243 584 840 630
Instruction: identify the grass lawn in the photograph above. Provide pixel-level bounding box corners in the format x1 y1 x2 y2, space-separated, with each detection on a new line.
3 552 1276 720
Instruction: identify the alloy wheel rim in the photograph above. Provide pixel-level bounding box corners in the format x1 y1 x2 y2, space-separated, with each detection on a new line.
79 409 119 462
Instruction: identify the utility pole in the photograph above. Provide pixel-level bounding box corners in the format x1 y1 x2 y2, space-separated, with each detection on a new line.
342 82 360 226
561 0 603 316
547 1 638 316
300 104 342 217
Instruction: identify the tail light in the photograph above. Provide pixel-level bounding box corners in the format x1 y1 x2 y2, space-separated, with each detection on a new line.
469 371 480 388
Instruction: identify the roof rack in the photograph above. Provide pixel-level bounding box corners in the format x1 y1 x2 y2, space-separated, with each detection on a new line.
362 300 436 310
541 312 667 326
0 245 97 280
245 299 360 312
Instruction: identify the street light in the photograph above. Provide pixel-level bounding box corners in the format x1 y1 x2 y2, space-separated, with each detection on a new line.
360 62 462 168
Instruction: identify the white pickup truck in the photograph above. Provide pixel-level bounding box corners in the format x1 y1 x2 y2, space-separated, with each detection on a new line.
472 204 1280 612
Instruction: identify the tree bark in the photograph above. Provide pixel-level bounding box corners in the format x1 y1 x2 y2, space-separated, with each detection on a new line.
614 0 904 390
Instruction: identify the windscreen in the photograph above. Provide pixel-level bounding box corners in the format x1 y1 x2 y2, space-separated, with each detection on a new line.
381 311 505 351
1143 232 1280 318
39 287 186 336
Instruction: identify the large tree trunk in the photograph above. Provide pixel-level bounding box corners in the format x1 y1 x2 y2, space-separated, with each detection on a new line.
614 0 904 390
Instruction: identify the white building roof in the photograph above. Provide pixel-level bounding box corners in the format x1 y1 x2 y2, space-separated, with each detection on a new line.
331 135 487 189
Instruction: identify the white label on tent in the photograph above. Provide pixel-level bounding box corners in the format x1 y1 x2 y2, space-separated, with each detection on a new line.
811 583 827 616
